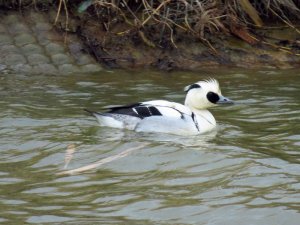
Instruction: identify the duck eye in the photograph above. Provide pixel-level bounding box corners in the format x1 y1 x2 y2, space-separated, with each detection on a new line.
185 83 201 92
207 92 220 104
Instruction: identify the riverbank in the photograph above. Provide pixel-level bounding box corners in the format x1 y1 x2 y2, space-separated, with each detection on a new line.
0 1 300 73
79 20 300 70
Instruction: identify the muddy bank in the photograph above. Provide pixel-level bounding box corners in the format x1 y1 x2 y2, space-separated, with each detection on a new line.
0 7 300 73
72 0 300 70
77 15 300 70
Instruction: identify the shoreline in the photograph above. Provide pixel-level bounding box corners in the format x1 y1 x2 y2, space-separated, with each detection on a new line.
0 2 300 73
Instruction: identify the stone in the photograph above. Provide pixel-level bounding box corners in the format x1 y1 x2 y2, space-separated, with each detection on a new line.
15 33 36 46
7 23 30 35
36 33 52 46
21 44 43 55
0 34 13 46
45 43 65 55
32 63 58 75
27 53 50 65
0 45 20 54
3 14 19 25
51 53 72 65
74 55 94 65
4 54 27 65
80 64 102 73
58 64 79 74
10 64 32 74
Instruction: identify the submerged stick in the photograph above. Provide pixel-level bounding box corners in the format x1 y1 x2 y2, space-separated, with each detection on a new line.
57 143 148 175
64 144 76 169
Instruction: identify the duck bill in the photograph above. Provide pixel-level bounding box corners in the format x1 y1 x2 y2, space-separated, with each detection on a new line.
216 96 234 104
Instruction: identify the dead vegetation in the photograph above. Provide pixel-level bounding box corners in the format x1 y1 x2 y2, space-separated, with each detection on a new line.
2 0 300 47
2 1 299 37
72 0 300 46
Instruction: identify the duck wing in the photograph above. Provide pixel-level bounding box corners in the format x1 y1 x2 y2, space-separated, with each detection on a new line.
85 101 198 134
107 100 192 119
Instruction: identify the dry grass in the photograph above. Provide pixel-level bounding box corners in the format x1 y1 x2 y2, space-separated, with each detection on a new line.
75 0 300 47
85 0 227 47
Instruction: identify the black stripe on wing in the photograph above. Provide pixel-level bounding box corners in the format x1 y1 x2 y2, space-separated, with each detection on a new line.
149 106 162 116
107 103 162 119
107 103 142 118
135 106 162 118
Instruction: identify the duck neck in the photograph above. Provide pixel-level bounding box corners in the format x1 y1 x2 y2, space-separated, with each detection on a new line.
184 100 209 114
190 107 210 116
188 106 216 126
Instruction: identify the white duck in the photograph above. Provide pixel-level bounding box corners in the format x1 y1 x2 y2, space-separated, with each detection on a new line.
85 79 233 135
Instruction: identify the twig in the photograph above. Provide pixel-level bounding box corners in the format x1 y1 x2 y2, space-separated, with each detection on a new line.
269 8 300 35
142 0 171 26
54 0 63 25
57 143 148 175
62 0 69 44
64 144 76 169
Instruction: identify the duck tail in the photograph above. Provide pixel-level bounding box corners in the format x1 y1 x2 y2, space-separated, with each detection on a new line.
84 108 97 117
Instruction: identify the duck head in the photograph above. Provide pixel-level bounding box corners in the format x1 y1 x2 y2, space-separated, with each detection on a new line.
184 79 233 110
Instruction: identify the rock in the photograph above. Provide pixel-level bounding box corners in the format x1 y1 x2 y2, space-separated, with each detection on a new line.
80 64 102 73
7 23 30 35
27 53 50 65
32 63 58 74
0 34 13 45
58 64 79 74
21 44 43 55
45 43 65 55
0 45 20 54
51 53 72 65
10 64 32 73
14 33 36 46
4 54 27 65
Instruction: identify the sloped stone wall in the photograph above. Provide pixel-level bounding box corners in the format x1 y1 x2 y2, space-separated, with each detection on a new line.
0 11 102 75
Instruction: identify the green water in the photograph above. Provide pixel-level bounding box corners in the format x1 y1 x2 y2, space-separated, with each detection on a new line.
0 69 299 224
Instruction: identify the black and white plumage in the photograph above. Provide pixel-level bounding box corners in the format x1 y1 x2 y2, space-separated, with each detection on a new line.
85 79 233 135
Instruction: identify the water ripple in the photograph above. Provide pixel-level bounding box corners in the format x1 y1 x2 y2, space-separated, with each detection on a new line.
0 70 299 224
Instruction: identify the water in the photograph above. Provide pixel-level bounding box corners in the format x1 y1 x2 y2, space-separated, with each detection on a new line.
0 69 299 224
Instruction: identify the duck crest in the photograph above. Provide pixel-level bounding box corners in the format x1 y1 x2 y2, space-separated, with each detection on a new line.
203 78 220 92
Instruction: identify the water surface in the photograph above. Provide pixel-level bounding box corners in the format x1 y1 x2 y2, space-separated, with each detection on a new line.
0 69 299 224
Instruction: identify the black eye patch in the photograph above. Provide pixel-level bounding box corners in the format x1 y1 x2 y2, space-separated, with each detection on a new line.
185 83 201 92
207 92 220 104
